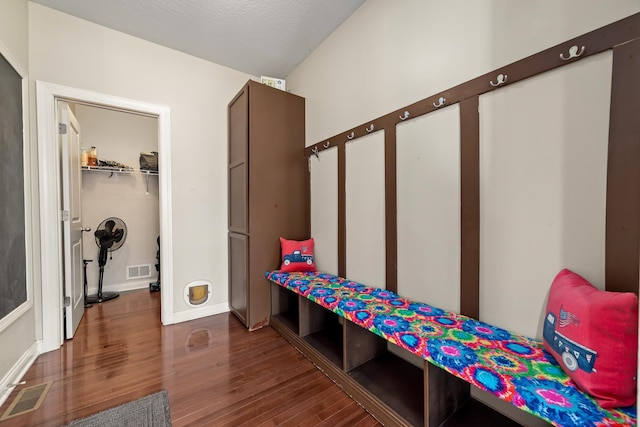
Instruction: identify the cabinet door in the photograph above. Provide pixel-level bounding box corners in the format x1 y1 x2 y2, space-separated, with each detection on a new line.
229 232 248 326
228 86 248 234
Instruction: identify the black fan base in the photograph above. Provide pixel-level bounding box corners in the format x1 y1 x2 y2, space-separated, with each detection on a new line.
86 291 120 304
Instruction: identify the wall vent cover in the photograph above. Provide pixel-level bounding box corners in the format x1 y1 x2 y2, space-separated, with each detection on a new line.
127 264 152 280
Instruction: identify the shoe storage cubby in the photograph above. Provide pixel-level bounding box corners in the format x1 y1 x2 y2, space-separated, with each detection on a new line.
269 282 534 427
299 297 344 369
270 282 299 334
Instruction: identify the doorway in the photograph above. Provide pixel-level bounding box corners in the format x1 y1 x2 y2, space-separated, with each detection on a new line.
36 81 174 353
71 103 160 310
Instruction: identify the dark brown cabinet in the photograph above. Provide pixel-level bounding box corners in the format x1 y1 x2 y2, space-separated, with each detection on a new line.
228 80 306 330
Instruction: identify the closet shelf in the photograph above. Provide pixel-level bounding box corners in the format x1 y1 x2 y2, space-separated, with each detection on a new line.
81 165 158 176
82 165 158 194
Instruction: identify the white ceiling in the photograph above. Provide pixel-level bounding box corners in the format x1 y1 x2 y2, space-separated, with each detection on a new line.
30 0 365 77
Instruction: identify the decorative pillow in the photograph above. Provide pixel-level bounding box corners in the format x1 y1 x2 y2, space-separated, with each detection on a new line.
543 268 638 408
279 238 316 272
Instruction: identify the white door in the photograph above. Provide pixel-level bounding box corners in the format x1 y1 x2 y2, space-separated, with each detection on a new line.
60 102 85 339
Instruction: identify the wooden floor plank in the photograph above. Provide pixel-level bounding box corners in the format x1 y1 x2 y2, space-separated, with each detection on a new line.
0 290 380 426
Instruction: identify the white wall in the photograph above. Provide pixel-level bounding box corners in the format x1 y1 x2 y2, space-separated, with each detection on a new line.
345 132 386 288
290 0 640 145
74 104 160 294
288 0 640 336
396 107 461 313
310 149 339 275
478 54 611 337
0 0 38 406
29 3 254 316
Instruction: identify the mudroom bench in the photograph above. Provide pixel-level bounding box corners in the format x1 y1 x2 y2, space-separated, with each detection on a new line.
266 271 636 427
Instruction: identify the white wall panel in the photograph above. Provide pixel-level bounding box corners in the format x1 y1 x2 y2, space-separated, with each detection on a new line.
345 132 385 288
397 107 461 312
310 148 338 275
479 52 612 338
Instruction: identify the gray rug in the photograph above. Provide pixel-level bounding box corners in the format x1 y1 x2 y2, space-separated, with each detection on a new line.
64 390 171 427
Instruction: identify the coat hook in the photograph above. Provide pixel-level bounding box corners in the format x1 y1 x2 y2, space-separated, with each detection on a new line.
560 45 585 61
433 97 446 108
399 111 410 121
365 124 375 132
312 146 319 159
347 132 355 140
323 141 330 148
490 74 508 87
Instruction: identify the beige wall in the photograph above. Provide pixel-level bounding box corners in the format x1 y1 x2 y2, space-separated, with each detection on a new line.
29 3 254 315
288 0 640 335
290 0 640 145
0 0 37 403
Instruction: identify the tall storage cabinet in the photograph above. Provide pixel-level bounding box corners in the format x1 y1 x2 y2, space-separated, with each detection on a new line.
228 80 307 330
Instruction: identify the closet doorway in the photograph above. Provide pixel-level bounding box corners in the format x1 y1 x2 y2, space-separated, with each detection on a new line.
36 81 174 353
70 103 160 313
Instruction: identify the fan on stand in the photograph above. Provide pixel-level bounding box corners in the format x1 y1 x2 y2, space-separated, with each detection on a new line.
86 217 127 304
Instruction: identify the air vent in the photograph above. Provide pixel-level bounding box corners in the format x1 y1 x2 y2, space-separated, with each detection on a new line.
1 381 52 420
126 264 152 280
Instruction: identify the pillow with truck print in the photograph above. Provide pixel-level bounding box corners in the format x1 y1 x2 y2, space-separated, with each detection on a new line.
543 268 638 408
279 238 316 272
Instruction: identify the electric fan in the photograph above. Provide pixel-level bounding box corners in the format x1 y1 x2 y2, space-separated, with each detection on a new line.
86 217 127 303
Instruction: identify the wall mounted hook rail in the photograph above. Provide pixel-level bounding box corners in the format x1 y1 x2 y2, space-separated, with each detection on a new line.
490 74 508 87
560 45 585 60
433 97 446 108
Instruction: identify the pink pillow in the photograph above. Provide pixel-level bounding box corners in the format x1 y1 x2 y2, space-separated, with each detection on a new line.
279 238 316 272
543 269 638 408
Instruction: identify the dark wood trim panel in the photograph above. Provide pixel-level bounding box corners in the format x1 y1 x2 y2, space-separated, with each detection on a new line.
459 97 480 318
338 142 346 277
304 157 311 238
424 362 470 426
605 37 640 294
385 123 398 293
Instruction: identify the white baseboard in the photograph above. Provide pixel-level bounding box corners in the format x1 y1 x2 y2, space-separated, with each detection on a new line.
172 302 230 324
87 280 151 295
0 342 39 408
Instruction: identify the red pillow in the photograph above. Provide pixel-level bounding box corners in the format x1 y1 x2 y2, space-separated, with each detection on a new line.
279 238 316 272
543 269 638 408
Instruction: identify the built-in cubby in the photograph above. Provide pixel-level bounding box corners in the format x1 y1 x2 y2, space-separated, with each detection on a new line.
269 281 536 427
299 297 343 368
270 282 299 334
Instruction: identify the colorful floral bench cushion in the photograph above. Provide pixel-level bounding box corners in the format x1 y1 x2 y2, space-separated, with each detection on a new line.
266 270 636 427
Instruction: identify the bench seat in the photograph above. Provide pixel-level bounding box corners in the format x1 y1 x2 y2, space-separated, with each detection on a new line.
267 270 636 427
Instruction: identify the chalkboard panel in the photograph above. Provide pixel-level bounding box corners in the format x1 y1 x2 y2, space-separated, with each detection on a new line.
0 52 26 320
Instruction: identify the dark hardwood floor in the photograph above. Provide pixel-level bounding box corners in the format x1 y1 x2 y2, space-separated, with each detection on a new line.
0 290 381 426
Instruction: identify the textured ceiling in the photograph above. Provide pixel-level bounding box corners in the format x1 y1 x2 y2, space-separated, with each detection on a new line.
30 0 365 77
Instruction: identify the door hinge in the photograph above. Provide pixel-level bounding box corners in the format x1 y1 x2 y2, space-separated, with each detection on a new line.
64 296 71 307
60 210 70 221
58 123 67 135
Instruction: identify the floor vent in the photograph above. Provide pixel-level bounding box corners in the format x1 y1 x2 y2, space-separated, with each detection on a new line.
127 264 152 280
1 381 52 420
